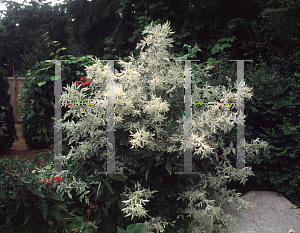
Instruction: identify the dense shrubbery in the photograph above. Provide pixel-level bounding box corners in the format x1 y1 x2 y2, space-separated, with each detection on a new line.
0 154 101 233
0 74 18 154
17 52 97 150
51 22 268 232
192 53 300 207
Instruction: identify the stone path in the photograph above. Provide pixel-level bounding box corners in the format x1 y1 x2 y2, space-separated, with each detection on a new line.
220 191 300 233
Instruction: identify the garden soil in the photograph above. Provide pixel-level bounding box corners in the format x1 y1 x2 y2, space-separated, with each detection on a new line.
0 123 57 167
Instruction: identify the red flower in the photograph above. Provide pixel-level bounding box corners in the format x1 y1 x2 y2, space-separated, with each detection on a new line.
78 164 81 166
56 176 61 185
90 79 93 83
47 180 52 189
82 81 90 87
50 177 54 181
80 77 84 81
42 179 46 182
20 189 24 193
78 91 80 93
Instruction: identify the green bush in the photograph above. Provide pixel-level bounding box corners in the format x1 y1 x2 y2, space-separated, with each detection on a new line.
17 52 97 149
0 75 18 154
0 154 99 233
54 21 268 233
21 97 53 149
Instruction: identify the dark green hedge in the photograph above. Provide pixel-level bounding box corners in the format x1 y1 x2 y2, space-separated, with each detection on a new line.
0 74 18 154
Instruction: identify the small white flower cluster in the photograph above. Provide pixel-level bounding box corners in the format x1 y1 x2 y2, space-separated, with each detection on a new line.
121 182 158 220
143 216 176 233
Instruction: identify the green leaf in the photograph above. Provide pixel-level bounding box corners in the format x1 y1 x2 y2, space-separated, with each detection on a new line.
105 37 113 46
31 188 45 198
38 199 48 221
45 133 50 142
166 161 172 175
76 71 81 76
117 212 123 224
49 206 62 223
96 181 102 199
146 158 153 168
20 177 33 184
82 228 96 233
102 207 108 216
184 176 194 185
37 127 41 134
44 163 53 171
39 108 45 116
118 196 126 210
24 209 34 225
195 25 201 31
38 81 46 86
145 169 150 181
117 226 127 233
5 207 14 224
140 166 146 173
23 200 28 207
57 205 69 213
11 188 18 199
106 195 118 205
42 125 47 133
16 199 21 212
149 3 157 9
127 223 146 232
46 192 64 201
85 175 102 183
103 179 114 194
155 159 164 166
206 57 216 63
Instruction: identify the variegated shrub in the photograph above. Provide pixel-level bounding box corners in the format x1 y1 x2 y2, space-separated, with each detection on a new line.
49 21 269 232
